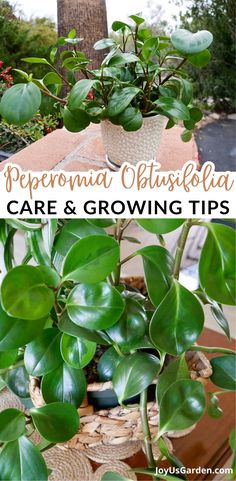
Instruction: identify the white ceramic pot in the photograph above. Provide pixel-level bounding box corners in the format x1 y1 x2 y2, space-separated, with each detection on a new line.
101 114 167 170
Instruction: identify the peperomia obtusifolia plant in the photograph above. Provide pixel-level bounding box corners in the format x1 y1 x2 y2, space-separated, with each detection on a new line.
0 14 213 142
0 218 235 480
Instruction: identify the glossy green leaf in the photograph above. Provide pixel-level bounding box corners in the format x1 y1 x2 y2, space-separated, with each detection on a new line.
63 107 90 132
30 402 79 443
4 366 29 398
154 97 190 120
188 49 211 67
159 379 206 436
210 302 231 340
199 223 236 305
61 334 96 369
112 21 130 32
181 129 192 142
58 313 109 345
63 235 119 283
158 437 186 475
129 14 145 25
118 106 143 131
88 219 116 228
42 363 86 407
208 394 223 419
136 219 185 234
0 436 48 481
107 87 140 117
24 328 62 376
150 280 204 356
1 265 55 320
137 245 174 307
106 297 147 349
0 83 41 126
94 38 116 50
67 282 124 330
181 78 193 105
156 356 190 405
171 29 213 55
0 409 26 442
210 355 236 390
54 219 106 256
0 349 18 368
5 220 42 231
108 53 139 67
142 37 159 61
190 107 203 122
22 57 50 64
0 302 47 350
68 79 95 110
113 352 160 404
98 347 122 382
36 266 60 288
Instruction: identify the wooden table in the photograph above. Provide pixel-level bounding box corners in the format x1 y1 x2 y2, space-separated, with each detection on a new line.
125 328 235 480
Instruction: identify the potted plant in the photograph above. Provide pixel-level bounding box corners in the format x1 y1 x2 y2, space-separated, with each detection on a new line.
0 218 235 480
0 15 213 169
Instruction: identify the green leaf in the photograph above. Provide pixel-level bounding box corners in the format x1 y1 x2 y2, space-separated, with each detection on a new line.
199 223 236 305
157 357 190 405
188 49 211 68
0 409 26 442
113 352 160 404
24 328 62 376
63 107 90 132
68 28 76 39
22 57 50 65
208 394 223 419
150 280 204 356
98 347 122 382
118 106 143 131
112 21 130 32
129 14 145 25
63 235 119 283
0 302 47 350
190 107 203 122
136 219 185 234
30 402 79 443
1 266 55 320
210 302 231 340
94 38 116 50
158 437 187 475
0 83 41 126
68 79 95 110
0 349 18 368
5 220 42 231
36 266 60 289
107 87 140 117
107 53 140 67
88 219 116 228
0 436 48 481
142 37 160 61
61 334 96 369
159 379 206 436
54 219 106 257
171 29 213 55
58 313 109 345
42 363 86 407
181 129 193 142
210 355 236 390
181 78 193 105
106 297 147 350
137 246 174 307
67 282 125 330
4 366 29 398
154 97 190 120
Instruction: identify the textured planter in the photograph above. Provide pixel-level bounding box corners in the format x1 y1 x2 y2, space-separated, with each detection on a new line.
101 115 167 169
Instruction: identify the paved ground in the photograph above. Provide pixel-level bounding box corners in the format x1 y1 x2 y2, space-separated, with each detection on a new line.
195 118 236 171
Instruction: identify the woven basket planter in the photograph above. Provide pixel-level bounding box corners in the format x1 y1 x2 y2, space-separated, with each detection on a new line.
101 115 167 170
29 350 212 450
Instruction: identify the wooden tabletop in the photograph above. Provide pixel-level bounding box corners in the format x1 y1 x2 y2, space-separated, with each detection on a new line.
125 328 235 480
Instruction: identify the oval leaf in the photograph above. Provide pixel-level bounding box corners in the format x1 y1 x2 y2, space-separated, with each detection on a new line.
0 409 26 442
118 106 143 131
113 352 160 404
63 107 90 132
210 355 236 390
159 379 206 436
171 29 213 55
150 280 204 356
0 83 41 126
1 265 55 320
63 235 119 283
61 333 96 369
30 402 79 443
58 312 109 345
54 219 106 256
136 219 185 234
154 97 190 120
68 79 95 110
24 328 62 376
98 347 122 382
4 366 30 399
107 87 140 117
66 282 125 330
42 363 86 407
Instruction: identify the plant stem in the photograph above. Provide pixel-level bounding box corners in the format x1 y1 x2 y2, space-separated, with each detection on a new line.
189 345 236 355
160 58 187 85
114 219 126 284
172 219 193 279
119 252 137 266
140 389 156 472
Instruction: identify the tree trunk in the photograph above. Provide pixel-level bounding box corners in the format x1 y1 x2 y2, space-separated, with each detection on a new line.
57 0 108 68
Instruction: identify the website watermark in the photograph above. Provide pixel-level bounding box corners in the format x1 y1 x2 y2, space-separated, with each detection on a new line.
156 466 233 476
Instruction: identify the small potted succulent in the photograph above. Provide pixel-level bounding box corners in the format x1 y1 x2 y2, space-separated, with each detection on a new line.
0 15 213 169
0 218 235 480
